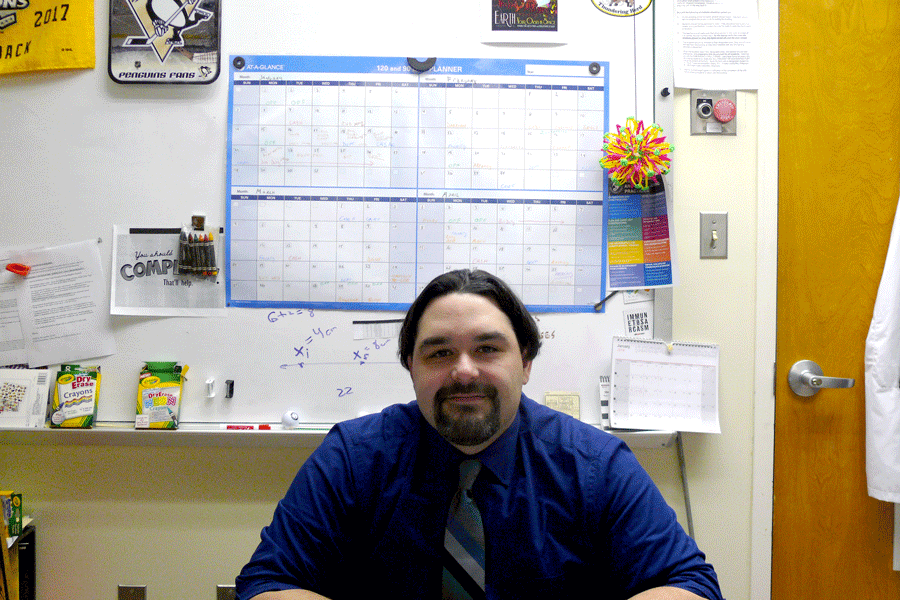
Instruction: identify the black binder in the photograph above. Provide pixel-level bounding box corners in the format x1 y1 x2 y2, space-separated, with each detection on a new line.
15 525 35 600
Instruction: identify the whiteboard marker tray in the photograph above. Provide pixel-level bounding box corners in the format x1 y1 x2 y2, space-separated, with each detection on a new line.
0 423 674 450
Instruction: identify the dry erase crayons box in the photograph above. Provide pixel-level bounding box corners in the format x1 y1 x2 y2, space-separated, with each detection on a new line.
135 361 188 429
49 364 100 428
1 491 23 537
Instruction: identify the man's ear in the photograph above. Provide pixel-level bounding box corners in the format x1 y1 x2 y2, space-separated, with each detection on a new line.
522 358 533 384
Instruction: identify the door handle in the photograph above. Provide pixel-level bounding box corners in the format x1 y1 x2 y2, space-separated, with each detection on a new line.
788 360 856 397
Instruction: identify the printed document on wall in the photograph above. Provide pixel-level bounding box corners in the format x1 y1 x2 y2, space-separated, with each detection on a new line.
15 239 116 367
673 0 759 89
0 243 43 367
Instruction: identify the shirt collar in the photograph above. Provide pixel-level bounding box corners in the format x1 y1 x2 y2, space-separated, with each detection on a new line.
471 396 523 488
418 395 526 488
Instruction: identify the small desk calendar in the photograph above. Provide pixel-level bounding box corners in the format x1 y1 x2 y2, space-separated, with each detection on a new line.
610 336 720 433
225 55 610 312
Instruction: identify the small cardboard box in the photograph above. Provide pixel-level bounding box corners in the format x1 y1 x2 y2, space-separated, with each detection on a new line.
50 364 101 428
0 491 22 537
136 362 188 429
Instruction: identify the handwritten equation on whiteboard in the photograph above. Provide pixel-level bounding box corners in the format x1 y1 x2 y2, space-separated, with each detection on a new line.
226 55 610 313
266 309 400 402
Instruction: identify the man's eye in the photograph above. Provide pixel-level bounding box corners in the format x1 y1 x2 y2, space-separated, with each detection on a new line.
428 349 453 359
478 345 500 354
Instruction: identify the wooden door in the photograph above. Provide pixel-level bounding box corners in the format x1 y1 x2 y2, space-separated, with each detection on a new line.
773 1 900 597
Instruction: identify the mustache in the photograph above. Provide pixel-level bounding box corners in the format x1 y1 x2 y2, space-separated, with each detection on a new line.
435 381 497 402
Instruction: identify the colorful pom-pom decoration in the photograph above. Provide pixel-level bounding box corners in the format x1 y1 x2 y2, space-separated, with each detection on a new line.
600 117 673 191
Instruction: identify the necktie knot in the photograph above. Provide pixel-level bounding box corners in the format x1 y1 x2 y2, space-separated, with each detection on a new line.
459 459 481 493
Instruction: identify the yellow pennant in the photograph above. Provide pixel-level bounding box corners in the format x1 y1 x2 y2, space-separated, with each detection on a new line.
0 1 95 75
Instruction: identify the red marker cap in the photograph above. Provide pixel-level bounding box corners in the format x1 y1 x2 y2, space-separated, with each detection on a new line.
5 263 30 276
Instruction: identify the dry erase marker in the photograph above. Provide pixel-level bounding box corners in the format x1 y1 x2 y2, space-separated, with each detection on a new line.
221 424 272 430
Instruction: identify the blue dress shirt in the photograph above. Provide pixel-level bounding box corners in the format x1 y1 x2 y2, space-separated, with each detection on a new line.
236 395 724 600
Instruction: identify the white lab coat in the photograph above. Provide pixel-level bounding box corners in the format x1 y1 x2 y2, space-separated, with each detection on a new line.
865 193 900 502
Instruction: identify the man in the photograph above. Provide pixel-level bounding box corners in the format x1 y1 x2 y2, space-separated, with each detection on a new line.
236 269 724 600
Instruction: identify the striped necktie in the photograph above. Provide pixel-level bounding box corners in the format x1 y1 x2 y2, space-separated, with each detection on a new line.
442 459 486 599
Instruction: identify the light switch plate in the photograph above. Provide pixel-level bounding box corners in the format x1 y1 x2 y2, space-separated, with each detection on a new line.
700 212 728 259
217 585 237 600
118 585 147 600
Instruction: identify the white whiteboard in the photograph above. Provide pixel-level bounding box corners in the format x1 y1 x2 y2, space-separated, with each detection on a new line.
0 0 671 425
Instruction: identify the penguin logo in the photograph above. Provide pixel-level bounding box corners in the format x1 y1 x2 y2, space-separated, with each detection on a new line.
122 0 212 63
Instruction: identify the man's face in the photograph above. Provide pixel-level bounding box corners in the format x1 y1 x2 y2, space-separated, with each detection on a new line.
409 292 532 454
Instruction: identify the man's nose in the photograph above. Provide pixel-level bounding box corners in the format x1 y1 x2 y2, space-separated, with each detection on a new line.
451 353 479 382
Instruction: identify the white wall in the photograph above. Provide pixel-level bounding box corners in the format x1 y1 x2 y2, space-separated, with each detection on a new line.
667 88 760 597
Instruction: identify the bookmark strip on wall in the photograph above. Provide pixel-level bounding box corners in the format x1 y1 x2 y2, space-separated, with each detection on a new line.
108 0 221 84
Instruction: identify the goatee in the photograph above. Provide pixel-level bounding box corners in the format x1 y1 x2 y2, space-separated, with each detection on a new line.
434 381 500 447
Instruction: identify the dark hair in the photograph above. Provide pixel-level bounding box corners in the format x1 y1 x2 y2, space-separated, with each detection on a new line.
398 269 541 370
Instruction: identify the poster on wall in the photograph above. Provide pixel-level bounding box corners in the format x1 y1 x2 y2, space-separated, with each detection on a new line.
605 177 678 291
0 0 95 75
482 0 563 43
590 0 652 18
108 0 220 84
111 226 225 316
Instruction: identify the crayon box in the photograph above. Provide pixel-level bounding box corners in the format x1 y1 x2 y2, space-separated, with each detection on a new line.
49 364 101 428
136 362 189 429
0 491 22 537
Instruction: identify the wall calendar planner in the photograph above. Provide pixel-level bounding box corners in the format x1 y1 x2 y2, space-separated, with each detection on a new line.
610 336 721 434
225 55 610 312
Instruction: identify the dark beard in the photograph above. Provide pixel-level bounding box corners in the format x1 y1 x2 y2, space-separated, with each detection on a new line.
434 382 501 447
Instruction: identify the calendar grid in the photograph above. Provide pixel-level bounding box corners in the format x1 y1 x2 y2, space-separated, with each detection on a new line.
226 56 610 311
